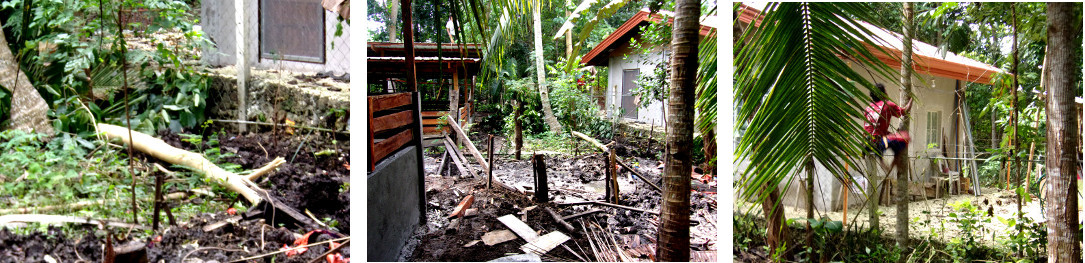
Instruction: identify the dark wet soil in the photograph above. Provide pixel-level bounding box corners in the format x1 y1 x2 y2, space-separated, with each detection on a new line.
0 129 350 262
408 142 717 262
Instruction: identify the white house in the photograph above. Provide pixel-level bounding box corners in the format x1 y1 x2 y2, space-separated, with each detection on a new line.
735 4 1004 212
200 0 351 75
580 9 718 124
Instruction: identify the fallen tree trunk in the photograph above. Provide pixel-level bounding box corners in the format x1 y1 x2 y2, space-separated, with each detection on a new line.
97 123 263 204
0 214 148 230
571 131 607 152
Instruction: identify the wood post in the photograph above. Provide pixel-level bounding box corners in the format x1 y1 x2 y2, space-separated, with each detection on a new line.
488 134 495 189
608 147 619 204
152 168 164 231
604 149 613 203
534 154 548 203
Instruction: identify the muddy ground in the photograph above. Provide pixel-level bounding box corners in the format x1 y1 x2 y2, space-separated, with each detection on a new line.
402 146 717 262
0 129 350 262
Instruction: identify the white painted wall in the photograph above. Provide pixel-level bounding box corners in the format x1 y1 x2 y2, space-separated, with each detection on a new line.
735 65 964 212
604 45 668 124
202 1 350 75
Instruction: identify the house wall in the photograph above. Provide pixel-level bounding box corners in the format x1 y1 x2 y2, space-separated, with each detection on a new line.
201 0 350 75
605 42 668 124
736 67 965 212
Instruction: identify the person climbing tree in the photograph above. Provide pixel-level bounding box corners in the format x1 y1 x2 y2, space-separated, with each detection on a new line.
864 83 912 175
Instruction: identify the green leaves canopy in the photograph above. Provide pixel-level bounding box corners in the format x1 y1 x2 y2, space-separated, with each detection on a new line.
735 2 898 201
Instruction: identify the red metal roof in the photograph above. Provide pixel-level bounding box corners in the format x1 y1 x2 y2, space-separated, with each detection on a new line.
736 4 1003 84
580 10 717 66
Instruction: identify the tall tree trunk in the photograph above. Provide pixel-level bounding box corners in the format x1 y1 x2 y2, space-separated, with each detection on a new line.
895 2 914 249
1044 3 1082 262
656 0 698 261
1010 4 1023 255
533 2 562 133
760 185 788 261
804 160 816 258
388 0 400 42
867 155 880 230
0 20 53 136
565 0 572 59
514 98 523 160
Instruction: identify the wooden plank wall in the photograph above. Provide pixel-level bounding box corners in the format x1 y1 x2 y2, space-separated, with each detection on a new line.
369 92 416 170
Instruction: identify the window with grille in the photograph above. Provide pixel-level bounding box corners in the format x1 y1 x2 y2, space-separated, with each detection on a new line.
260 0 326 63
927 111 942 148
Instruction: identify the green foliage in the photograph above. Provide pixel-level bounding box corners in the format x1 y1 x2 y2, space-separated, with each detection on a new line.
997 214 1047 259
733 213 766 251
1 0 210 135
944 199 991 262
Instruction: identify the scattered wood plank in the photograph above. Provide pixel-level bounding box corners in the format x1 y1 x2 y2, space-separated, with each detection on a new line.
521 231 570 255
497 214 539 242
436 151 449 176
482 230 518 246
447 195 475 218
444 138 475 177
447 117 490 172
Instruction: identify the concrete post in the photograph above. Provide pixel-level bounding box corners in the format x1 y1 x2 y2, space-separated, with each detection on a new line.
235 0 248 132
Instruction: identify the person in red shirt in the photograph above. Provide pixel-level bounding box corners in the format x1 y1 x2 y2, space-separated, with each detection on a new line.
864 83 912 174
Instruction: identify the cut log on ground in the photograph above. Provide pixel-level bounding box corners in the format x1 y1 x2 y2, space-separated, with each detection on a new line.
570 131 607 152
0 214 148 230
97 123 263 204
97 123 320 230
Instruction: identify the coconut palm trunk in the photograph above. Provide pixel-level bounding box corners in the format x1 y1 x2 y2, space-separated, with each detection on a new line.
656 0 698 261
894 2 915 249
1043 3 1082 262
532 1 562 133
0 20 53 136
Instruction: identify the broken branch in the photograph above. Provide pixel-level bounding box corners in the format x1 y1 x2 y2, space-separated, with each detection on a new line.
544 207 576 233
246 157 286 181
556 201 660 216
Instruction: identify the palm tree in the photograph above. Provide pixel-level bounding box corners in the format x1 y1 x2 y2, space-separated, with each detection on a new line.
531 0 563 133
1043 3 1081 262
895 2 914 248
657 0 698 260
0 20 53 136
735 2 898 256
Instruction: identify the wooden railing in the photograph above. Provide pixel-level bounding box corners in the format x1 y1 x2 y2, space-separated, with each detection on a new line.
368 92 417 170
420 102 471 135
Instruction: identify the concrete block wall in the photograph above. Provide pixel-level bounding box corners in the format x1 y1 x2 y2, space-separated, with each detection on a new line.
367 146 423 261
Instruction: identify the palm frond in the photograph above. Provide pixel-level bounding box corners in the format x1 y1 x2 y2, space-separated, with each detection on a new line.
735 2 900 202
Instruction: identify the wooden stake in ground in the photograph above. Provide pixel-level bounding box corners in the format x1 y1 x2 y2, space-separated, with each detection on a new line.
608 147 620 204
488 134 495 189
534 154 548 203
